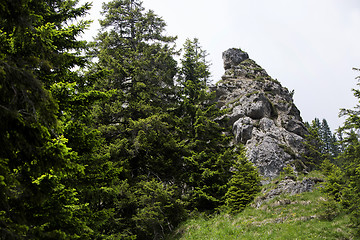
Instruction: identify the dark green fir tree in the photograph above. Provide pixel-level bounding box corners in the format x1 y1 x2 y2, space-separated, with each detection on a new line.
87 0 185 238
320 119 340 159
332 67 360 237
304 119 327 170
304 118 340 169
225 146 261 213
0 0 97 238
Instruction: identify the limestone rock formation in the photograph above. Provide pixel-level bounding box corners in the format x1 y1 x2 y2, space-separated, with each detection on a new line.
214 48 309 180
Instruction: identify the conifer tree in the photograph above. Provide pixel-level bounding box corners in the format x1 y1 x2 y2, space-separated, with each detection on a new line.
0 0 96 238
88 0 185 238
225 146 260 213
320 119 339 159
304 118 340 169
93 0 180 180
337 68 360 236
304 119 327 170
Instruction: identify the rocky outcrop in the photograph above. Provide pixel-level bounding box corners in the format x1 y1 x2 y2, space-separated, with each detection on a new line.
253 176 324 207
214 48 309 179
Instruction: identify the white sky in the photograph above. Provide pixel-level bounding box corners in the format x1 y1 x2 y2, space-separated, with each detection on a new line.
79 0 360 131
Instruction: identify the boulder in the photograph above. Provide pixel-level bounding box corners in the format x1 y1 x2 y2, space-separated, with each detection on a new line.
222 48 249 70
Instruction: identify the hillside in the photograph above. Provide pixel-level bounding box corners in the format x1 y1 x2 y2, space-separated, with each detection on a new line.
169 172 355 240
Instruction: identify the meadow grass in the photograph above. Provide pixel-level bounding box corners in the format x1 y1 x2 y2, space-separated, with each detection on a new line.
168 178 354 240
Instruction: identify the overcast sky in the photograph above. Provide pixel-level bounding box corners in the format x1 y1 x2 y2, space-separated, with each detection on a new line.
80 0 360 131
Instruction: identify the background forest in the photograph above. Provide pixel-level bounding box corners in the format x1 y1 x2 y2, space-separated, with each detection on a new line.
0 0 360 239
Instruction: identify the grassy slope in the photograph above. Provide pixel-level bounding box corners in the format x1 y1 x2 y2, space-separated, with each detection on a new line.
168 173 355 240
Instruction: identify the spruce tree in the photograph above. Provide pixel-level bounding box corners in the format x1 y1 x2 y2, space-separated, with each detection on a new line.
320 119 339 159
93 0 179 180
0 0 95 238
304 118 340 168
88 0 185 238
337 68 360 236
304 119 327 170
225 146 260 213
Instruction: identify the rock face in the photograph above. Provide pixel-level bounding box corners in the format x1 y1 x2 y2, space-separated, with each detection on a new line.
214 48 309 179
